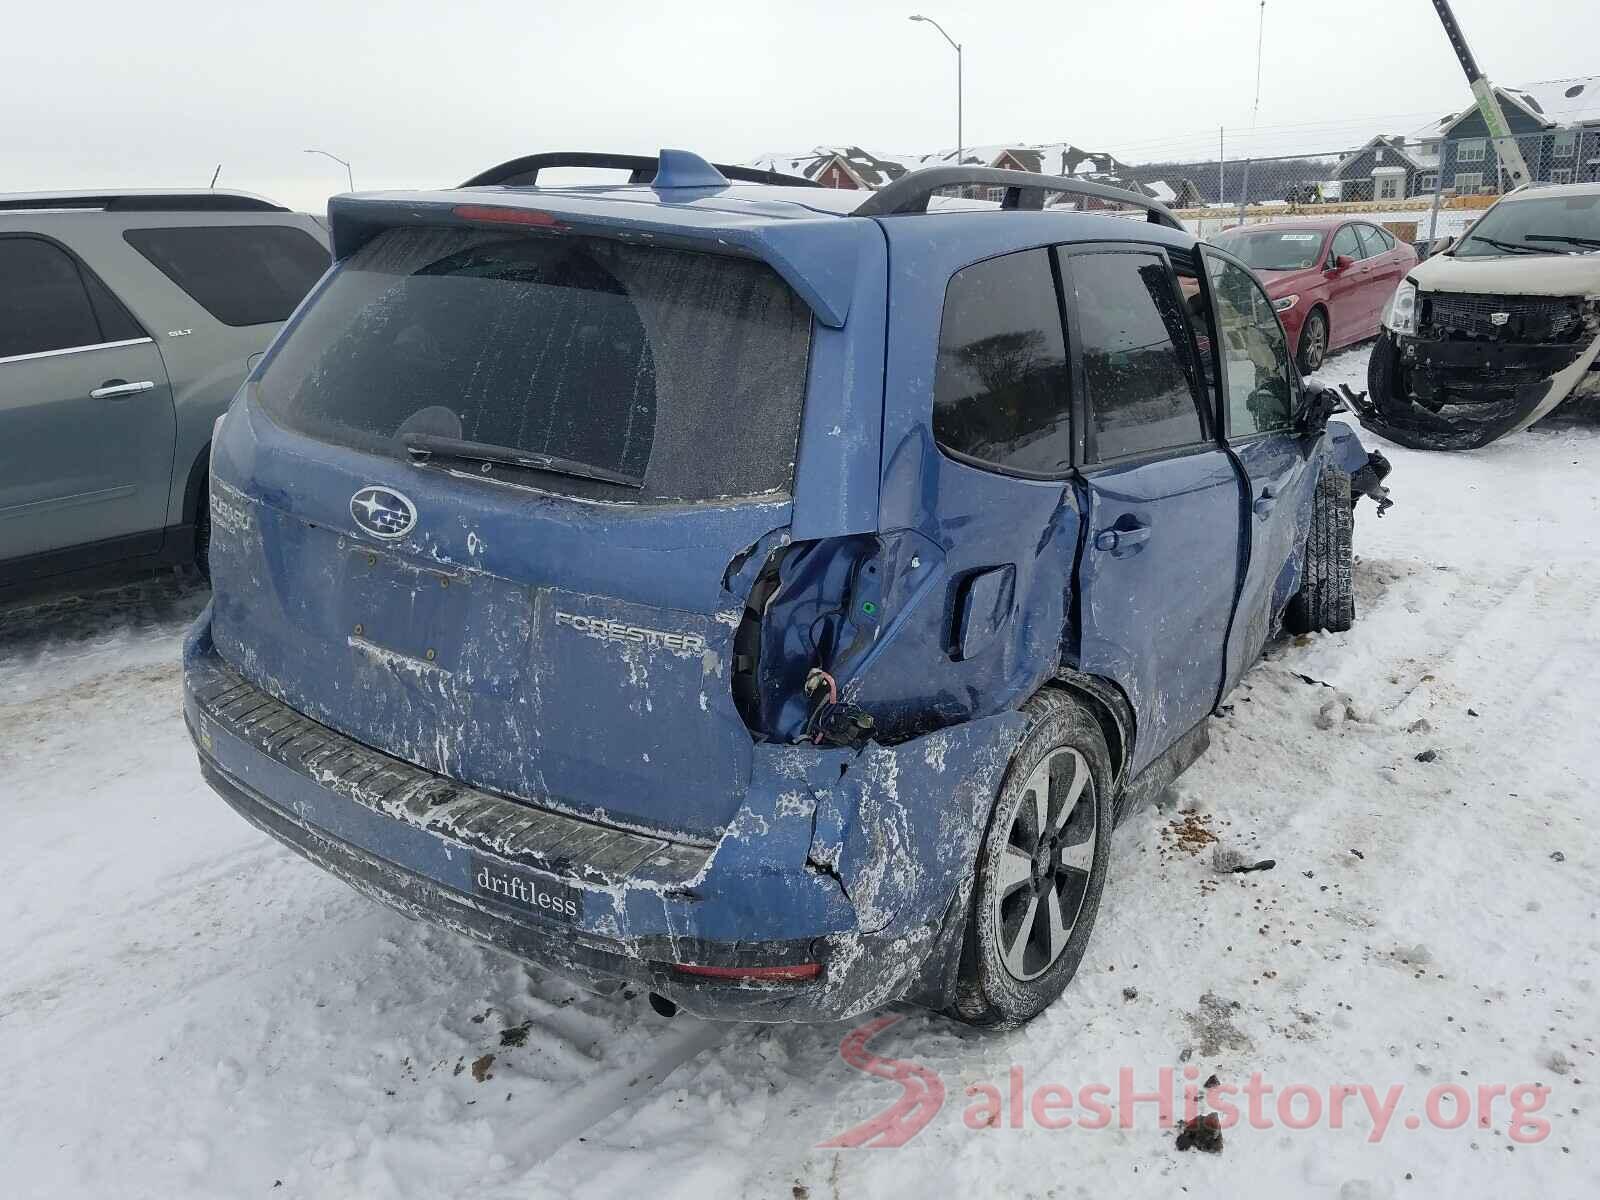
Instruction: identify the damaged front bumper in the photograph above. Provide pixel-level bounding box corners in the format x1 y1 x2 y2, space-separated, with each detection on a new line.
183 608 1023 1022
1358 322 1600 451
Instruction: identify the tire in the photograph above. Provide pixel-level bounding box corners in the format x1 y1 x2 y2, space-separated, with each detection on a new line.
1296 309 1329 375
949 689 1115 1029
1284 467 1354 634
1366 334 1397 409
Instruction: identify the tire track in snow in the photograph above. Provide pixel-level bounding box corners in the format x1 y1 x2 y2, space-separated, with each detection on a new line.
485 1017 730 1171
1389 565 1599 728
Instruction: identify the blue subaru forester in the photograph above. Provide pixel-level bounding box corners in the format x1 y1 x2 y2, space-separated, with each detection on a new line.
185 150 1389 1027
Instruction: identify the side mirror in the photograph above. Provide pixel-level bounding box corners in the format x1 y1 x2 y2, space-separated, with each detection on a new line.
1328 254 1355 272
1294 379 1365 434
1293 381 1336 434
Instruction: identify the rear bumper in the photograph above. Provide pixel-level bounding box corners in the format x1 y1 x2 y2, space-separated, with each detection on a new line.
183 608 1023 1021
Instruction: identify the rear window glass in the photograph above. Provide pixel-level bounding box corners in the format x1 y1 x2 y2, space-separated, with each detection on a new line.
932 248 1071 476
1356 225 1392 258
0 237 103 356
123 225 329 326
1069 250 1204 461
255 227 813 503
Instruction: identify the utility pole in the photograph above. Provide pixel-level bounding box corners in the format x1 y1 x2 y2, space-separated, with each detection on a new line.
910 15 963 164
1218 128 1225 206
304 148 356 193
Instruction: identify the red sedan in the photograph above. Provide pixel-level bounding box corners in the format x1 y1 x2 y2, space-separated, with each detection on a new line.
1210 219 1417 374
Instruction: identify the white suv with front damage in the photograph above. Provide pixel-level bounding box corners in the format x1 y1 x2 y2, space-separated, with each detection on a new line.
1358 181 1600 450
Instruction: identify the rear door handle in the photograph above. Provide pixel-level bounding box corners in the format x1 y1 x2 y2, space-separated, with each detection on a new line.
1253 485 1278 518
91 380 155 399
1094 520 1152 557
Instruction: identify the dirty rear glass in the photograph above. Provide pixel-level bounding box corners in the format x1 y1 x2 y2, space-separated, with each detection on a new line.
255 227 812 502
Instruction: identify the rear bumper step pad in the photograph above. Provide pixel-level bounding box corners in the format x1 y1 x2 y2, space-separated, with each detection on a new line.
185 655 712 889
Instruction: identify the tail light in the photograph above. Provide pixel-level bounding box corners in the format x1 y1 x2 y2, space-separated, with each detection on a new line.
451 204 567 229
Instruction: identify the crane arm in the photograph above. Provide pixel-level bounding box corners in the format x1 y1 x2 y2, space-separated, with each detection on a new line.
1429 0 1532 189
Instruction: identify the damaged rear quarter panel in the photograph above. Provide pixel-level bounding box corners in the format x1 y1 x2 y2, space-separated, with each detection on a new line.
804 712 1026 936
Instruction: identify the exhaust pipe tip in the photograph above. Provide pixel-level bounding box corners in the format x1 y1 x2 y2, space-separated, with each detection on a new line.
648 991 678 1019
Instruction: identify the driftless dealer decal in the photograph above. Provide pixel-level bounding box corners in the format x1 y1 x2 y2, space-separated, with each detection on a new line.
469 856 582 922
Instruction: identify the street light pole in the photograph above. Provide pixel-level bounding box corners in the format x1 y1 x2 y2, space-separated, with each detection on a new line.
909 14 962 165
303 148 355 192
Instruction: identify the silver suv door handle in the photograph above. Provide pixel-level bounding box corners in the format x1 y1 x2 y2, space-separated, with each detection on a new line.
90 380 155 399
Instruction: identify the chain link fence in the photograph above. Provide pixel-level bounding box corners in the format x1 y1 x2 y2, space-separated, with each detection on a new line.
1120 128 1599 249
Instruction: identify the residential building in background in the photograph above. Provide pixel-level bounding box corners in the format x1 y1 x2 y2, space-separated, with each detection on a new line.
750 142 1188 208
759 76 1599 215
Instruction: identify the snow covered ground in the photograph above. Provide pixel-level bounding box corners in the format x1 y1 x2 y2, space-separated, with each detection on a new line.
3 345 1596 1199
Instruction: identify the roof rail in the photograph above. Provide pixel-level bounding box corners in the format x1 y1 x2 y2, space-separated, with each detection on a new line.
0 190 288 214
460 150 820 190
852 166 1185 230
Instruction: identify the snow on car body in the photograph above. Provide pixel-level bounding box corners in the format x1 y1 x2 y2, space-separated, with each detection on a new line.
183 150 1386 1026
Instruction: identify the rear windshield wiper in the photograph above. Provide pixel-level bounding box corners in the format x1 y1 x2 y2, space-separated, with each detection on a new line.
1523 234 1600 251
401 433 644 489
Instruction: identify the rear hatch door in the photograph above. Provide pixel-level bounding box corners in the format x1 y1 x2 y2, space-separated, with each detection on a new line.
208 213 817 840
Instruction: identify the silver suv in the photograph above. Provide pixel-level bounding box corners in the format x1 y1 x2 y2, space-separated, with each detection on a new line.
0 190 329 600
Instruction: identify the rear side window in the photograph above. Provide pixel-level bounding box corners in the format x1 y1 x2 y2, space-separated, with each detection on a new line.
1068 250 1203 461
1355 225 1391 258
256 227 813 503
123 225 328 326
0 236 143 357
932 249 1071 475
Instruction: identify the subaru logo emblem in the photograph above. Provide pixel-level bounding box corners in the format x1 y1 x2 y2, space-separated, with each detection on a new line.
350 486 417 540
1489 311 1510 326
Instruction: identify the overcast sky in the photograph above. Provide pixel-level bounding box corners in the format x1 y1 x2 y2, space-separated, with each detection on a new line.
4 0 1593 213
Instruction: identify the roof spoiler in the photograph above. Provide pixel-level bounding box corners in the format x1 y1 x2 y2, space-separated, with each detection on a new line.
852 166 1186 230
460 149 820 190
327 191 864 327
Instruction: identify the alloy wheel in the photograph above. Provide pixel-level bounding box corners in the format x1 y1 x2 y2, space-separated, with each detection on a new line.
991 747 1097 981
1303 315 1327 372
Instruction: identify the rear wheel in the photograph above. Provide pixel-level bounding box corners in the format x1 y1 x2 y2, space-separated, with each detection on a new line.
1296 309 1329 375
1284 467 1354 633
950 690 1114 1029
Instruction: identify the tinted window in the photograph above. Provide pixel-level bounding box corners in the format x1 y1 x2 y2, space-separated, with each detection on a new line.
81 268 144 343
123 225 328 326
1170 248 1219 404
1331 226 1362 262
257 226 813 503
1069 250 1202 460
0 237 128 357
1355 225 1390 258
1202 252 1293 437
932 249 1071 475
